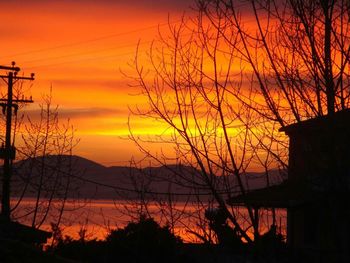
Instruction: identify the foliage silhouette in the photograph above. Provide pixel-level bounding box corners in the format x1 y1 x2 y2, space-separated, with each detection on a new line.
52 215 182 263
106 215 182 262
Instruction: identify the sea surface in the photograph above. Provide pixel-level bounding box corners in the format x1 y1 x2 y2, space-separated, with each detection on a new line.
11 198 287 243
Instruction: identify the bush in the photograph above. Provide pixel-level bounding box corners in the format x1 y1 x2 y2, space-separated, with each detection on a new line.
106 215 182 262
52 215 182 263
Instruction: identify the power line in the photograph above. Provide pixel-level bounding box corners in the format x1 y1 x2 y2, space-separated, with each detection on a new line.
22 25 268 69
2 20 180 59
3 1 264 64
24 50 140 70
22 41 150 65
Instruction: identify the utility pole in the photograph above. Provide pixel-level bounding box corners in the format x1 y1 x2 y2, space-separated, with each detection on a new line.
0 62 34 220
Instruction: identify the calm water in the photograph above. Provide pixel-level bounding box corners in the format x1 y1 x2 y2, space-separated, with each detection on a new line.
11 198 287 243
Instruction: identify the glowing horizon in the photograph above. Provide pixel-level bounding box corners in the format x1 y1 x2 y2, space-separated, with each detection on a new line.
0 0 194 166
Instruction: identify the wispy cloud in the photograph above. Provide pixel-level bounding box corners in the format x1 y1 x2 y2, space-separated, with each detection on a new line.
51 79 130 91
24 107 123 120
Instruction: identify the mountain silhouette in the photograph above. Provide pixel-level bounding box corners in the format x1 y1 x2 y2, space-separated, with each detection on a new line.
8 155 285 200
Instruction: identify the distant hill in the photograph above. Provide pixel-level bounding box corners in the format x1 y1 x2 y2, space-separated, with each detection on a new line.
9 155 285 200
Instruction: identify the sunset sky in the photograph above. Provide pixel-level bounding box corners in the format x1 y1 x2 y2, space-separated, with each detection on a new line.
0 0 195 165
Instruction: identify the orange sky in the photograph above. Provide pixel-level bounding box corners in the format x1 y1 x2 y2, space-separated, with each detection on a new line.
0 0 194 165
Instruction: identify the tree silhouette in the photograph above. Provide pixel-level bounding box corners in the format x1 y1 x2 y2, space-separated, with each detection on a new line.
129 0 350 244
1 87 80 239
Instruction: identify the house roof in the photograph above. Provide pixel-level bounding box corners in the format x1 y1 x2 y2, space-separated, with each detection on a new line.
0 218 51 244
227 181 323 208
279 109 350 136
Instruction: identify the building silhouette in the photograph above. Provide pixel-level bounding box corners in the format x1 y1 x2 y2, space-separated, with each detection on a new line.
228 110 350 262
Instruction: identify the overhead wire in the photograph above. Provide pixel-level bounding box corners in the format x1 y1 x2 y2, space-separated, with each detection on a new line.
17 20 180 70
2 20 180 59
24 50 139 70
22 41 151 65
9 2 256 70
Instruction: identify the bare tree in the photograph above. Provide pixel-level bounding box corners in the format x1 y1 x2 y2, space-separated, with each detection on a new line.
128 16 284 244
199 0 350 120
5 90 81 237
128 0 350 244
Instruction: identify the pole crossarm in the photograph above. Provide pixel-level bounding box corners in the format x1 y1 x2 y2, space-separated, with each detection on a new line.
0 65 20 72
0 98 34 103
0 75 35 81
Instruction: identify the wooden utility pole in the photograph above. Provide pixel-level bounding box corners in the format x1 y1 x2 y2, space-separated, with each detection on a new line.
0 62 34 220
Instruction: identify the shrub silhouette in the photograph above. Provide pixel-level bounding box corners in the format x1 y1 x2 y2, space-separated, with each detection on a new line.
52 215 182 262
106 215 182 262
